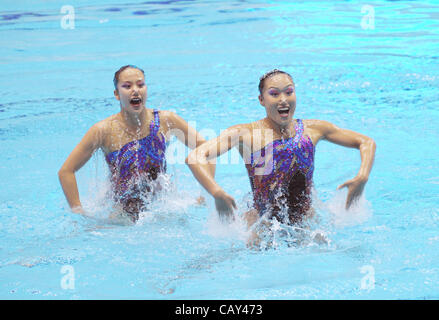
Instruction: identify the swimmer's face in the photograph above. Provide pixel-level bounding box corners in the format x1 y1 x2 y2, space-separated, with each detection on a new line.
259 73 296 127
114 68 147 113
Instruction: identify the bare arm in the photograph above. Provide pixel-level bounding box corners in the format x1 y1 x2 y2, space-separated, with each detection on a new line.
58 124 104 213
165 111 216 178
186 125 246 217
313 120 376 209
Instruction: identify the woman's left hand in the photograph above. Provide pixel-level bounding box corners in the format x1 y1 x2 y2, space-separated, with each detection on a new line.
337 175 368 210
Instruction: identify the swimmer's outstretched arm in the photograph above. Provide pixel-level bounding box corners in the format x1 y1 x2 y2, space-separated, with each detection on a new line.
58 123 104 214
163 111 216 178
186 125 246 218
309 120 376 209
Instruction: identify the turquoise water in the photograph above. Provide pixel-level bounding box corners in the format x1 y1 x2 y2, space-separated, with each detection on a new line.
1 0 439 299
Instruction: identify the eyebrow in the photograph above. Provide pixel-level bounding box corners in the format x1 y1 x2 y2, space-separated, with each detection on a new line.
267 85 294 90
121 79 145 83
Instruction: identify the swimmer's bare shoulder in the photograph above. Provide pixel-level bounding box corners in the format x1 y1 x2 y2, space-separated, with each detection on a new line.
90 114 119 154
303 119 334 130
158 109 173 120
156 109 177 133
302 119 334 145
156 109 198 144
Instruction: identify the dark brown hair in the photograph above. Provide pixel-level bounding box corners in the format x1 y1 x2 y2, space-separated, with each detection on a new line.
113 65 145 89
258 69 293 94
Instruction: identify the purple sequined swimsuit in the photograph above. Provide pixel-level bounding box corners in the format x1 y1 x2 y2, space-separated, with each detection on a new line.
245 119 315 224
105 109 166 220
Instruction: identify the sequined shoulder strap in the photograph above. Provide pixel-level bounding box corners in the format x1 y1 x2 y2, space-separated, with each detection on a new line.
149 109 160 135
293 119 304 143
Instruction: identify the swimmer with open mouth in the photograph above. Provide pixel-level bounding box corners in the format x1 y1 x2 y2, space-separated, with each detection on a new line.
187 69 376 246
59 65 215 222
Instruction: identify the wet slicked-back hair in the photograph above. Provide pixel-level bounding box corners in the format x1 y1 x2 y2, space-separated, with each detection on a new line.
258 69 293 94
113 65 145 89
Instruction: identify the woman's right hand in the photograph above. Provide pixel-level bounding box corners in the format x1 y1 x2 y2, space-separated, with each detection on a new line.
71 206 85 214
212 189 237 220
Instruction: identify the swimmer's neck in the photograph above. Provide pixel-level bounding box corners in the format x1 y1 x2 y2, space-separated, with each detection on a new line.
120 107 148 130
264 117 294 136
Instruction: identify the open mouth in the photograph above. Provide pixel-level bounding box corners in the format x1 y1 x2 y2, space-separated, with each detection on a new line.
278 106 290 117
130 97 142 106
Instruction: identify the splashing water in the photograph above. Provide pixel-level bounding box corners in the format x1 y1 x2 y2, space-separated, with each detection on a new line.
204 209 249 243
77 152 201 227
325 188 373 228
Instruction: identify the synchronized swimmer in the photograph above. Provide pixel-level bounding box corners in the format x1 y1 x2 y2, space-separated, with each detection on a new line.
186 69 376 244
58 65 215 223
59 66 376 242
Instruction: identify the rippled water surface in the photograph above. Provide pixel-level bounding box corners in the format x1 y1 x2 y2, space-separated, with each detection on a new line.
1 0 438 299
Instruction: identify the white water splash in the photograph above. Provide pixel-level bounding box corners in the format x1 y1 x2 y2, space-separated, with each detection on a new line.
203 209 249 243
325 188 372 228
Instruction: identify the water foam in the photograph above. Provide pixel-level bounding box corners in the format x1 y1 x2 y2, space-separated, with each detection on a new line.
325 188 373 228
204 208 249 243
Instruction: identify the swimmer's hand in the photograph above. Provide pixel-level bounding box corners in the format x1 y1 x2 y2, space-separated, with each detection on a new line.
213 189 237 221
71 206 101 221
338 175 367 210
71 206 85 214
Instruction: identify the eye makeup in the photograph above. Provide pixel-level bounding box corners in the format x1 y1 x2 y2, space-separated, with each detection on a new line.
268 89 280 96
267 86 294 96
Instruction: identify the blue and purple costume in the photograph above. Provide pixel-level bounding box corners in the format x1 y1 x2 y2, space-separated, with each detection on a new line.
245 119 315 224
105 109 166 221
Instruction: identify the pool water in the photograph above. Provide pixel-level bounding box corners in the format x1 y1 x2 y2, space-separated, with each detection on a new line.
1 0 439 299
